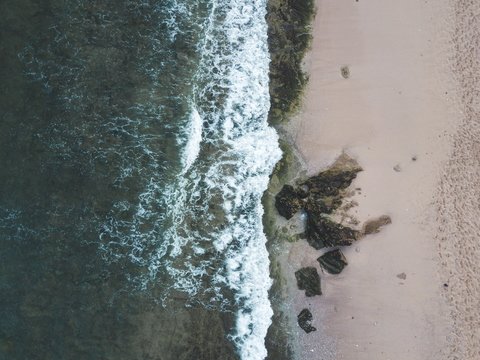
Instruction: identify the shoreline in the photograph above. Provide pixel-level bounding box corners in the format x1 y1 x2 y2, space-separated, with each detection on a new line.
265 0 480 358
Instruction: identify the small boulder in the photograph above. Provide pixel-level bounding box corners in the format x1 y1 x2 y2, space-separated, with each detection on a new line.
362 215 392 234
297 309 316 333
295 267 322 297
306 215 364 250
275 185 304 220
317 249 348 274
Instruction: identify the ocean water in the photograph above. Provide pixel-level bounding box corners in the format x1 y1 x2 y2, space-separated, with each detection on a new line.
0 0 281 359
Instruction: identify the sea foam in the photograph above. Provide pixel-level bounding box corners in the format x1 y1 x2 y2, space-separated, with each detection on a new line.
164 0 281 358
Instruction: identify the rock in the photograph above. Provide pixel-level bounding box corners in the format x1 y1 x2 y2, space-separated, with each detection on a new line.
362 215 392 234
304 195 342 215
341 66 350 79
306 215 364 250
394 164 401 172
317 249 348 274
300 153 363 197
275 185 303 220
295 267 322 297
297 309 316 333
397 272 407 280
296 186 310 199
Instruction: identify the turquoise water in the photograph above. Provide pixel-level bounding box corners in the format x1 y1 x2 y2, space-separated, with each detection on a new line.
0 0 281 358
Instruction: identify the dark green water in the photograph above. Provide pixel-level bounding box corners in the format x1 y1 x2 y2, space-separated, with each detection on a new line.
0 0 242 358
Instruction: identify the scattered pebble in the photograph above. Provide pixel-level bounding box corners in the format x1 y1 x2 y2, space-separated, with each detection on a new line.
394 164 401 172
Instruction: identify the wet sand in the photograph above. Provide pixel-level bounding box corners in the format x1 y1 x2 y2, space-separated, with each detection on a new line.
285 0 480 358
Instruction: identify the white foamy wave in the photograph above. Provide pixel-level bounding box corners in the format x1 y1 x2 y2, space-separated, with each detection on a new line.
157 0 281 358
181 107 203 173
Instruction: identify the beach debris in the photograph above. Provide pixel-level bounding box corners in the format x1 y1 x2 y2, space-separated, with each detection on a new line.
341 66 350 79
397 272 407 280
317 249 348 274
362 215 392 234
394 164 401 172
306 214 364 249
412 156 417 161
297 309 317 333
275 185 304 219
295 267 322 297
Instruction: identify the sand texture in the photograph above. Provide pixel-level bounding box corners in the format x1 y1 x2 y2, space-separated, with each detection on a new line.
285 0 480 358
431 0 480 358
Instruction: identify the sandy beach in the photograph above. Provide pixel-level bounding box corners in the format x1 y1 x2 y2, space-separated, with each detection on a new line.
282 0 480 358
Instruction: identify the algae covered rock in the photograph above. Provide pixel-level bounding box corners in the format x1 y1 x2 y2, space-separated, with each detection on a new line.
304 195 342 215
275 185 304 220
300 153 363 197
362 215 392 234
296 187 309 199
295 266 322 297
297 309 316 333
306 215 364 250
317 249 348 274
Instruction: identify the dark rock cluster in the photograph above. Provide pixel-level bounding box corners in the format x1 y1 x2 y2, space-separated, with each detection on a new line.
275 153 391 252
274 153 392 334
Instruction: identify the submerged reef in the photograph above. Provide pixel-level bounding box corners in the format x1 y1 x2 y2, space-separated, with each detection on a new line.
266 0 316 124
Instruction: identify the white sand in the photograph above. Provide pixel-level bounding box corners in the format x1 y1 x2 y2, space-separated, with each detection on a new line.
285 0 480 358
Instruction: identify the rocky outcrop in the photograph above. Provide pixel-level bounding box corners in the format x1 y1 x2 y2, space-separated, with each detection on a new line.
363 215 392 234
275 185 304 220
299 153 363 197
294 267 322 297
297 309 316 333
300 153 365 248
317 249 348 274
306 215 364 250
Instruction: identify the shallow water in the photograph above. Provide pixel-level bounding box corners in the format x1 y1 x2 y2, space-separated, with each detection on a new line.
0 0 280 358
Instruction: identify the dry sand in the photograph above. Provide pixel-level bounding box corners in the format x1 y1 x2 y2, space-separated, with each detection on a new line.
284 0 480 358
